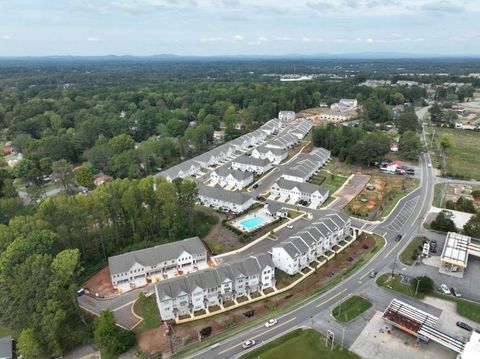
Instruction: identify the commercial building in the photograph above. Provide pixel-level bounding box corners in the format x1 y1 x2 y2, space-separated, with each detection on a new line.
440 232 480 276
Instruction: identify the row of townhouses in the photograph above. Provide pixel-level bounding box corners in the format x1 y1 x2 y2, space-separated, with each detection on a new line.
272 210 352 275
198 185 254 213
281 147 331 183
157 118 283 182
108 237 208 290
231 155 273 174
251 145 288 165
209 165 253 189
270 178 329 206
330 99 358 113
155 254 275 320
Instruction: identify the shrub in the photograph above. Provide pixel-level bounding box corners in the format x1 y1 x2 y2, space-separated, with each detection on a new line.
222 317 235 328
199 326 212 337
411 276 434 294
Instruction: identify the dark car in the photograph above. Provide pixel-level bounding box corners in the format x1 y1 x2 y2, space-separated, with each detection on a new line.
252 183 259 189
395 234 402 242
429 240 437 253
456 321 472 331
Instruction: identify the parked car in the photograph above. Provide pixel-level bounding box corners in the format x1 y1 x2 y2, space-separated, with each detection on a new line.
451 287 462 297
242 340 256 349
429 240 437 253
286 224 294 229
265 319 278 328
369 270 378 278
395 234 402 242
440 284 451 295
456 321 472 331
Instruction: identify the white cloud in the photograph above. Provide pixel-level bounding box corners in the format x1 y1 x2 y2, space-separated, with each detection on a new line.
301 36 311 42
274 36 293 41
200 36 224 42
87 36 99 42
233 34 244 41
2 34 11 40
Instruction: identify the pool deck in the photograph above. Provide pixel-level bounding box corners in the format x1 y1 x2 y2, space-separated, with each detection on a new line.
230 208 275 233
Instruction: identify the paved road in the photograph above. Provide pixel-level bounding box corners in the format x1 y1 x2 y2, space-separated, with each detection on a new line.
190 149 437 359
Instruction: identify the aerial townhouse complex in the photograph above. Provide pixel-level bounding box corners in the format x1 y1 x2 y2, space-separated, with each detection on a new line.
272 210 352 275
155 253 275 320
209 165 254 189
251 145 288 164
108 237 208 292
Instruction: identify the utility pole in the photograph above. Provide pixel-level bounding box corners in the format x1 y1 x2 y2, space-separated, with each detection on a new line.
415 277 421 296
391 250 397 279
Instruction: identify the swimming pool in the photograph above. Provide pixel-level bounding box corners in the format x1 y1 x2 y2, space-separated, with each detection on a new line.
240 216 265 229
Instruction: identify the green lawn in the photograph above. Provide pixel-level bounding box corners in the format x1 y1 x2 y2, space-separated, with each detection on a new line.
376 273 421 298
426 126 480 180
132 294 161 332
239 329 360 359
433 183 444 207
332 295 372 322
311 170 349 194
399 237 428 265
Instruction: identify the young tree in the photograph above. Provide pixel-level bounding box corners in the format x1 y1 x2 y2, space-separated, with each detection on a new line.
94 310 136 356
399 131 422 160
463 213 480 238
75 165 95 189
17 328 43 359
411 276 434 294
430 211 457 232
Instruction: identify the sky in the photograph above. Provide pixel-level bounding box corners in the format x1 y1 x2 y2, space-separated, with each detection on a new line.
0 0 479 57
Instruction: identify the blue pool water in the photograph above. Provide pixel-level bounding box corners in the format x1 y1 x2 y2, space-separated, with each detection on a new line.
240 217 265 229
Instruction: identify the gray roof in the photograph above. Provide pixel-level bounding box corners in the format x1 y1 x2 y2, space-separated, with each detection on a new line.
198 185 253 205
233 155 271 167
0 336 12 359
274 178 329 197
155 254 269 301
282 147 330 179
213 165 253 181
108 237 206 276
278 242 300 259
253 145 287 156
266 202 286 215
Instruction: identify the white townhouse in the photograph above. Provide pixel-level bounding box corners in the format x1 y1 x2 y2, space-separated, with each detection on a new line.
157 160 201 182
155 254 275 320
270 178 329 206
198 185 254 213
108 237 207 290
330 99 358 112
209 166 253 189
231 155 273 175
290 119 313 140
251 145 288 165
278 110 296 124
265 133 298 150
192 149 223 168
281 147 331 183
272 210 352 275
259 118 281 136
316 110 353 123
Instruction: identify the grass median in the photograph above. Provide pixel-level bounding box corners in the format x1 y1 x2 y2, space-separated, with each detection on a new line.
399 236 428 266
239 328 360 359
332 295 372 322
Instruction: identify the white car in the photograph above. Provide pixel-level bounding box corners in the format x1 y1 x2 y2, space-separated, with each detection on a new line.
286 224 294 229
427 163 432 168
242 339 256 349
440 284 451 295
265 319 278 328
